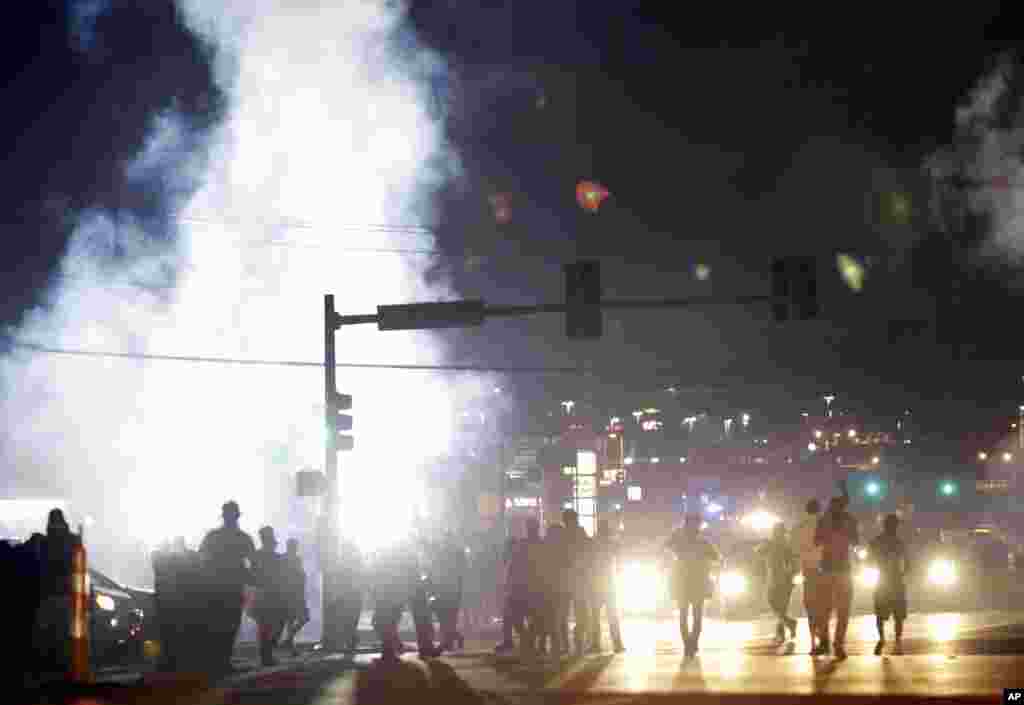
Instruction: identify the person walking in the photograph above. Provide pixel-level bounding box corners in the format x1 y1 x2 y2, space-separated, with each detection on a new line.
589 520 624 654
280 538 309 656
251 527 290 667
869 514 910 656
199 501 256 674
666 515 720 659
761 522 798 644
814 495 859 659
792 499 823 653
433 530 468 652
561 509 593 655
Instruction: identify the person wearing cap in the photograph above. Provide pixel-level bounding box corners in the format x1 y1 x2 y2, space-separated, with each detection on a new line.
199 501 256 674
665 515 720 659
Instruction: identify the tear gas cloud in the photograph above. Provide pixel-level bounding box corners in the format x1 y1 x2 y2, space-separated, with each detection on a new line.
1 1 496 565
934 59 1024 257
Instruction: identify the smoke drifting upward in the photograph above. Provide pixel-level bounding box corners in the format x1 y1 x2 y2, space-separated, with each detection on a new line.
935 57 1024 259
1 0 493 567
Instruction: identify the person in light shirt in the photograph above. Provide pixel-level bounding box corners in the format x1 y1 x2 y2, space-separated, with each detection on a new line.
791 499 823 653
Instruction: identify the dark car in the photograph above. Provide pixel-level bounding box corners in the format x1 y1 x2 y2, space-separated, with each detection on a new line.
1 538 156 668
89 568 157 666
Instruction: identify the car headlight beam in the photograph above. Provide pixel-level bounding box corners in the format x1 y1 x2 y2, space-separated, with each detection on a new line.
858 566 880 589
928 559 957 587
720 571 747 597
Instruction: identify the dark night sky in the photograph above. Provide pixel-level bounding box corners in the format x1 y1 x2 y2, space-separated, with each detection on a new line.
2 2 1021 426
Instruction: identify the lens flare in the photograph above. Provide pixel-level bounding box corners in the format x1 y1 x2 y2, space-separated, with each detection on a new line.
576 180 609 213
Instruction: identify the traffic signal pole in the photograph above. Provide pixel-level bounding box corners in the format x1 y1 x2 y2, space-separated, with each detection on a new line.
323 294 340 650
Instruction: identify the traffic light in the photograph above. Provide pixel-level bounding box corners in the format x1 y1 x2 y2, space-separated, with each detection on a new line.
938 479 960 499
853 474 886 503
772 256 819 322
564 260 602 339
328 389 353 452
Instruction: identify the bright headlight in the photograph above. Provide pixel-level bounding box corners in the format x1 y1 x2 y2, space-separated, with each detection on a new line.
858 566 880 589
928 559 957 587
95 593 117 612
720 571 747 597
616 563 665 612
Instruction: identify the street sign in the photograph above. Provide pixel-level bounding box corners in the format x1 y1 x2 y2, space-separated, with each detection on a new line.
376 300 485 331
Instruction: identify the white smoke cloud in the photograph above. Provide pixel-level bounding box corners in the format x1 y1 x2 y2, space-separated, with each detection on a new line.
942 60 1024 257
2 1 494 569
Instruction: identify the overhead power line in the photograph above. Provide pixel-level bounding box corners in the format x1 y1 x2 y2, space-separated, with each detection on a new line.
5 339 581 375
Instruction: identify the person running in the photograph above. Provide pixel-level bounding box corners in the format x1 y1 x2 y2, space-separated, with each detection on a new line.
761 522 798 644
869 514 910 655
792 499 823 653
814 495 859 659
666 515 720 659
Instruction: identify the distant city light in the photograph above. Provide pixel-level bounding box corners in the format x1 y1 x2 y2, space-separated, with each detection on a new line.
650 457 660 464
941 482 956 497
624 457 634 465
1003 452 1013 463
808 442 818 452
978 452 988 461
627 486 643 502
872 456 880 465
706 502 724 514
848 429 858 438
866 481 880 496
814 430 823 439
614 503 622 511
680 457 687 464
741 413 751 427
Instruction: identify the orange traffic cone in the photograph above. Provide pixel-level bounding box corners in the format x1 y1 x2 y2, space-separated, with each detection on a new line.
69 540 92 683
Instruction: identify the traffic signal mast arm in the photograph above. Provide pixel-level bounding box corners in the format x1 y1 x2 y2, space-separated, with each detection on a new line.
333 294 778 329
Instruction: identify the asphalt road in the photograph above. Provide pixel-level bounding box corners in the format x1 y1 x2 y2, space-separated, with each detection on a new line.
28 610 1024 705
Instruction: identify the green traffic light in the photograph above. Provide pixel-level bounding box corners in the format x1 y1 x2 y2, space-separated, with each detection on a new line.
865 481 880 496
940 481 958 497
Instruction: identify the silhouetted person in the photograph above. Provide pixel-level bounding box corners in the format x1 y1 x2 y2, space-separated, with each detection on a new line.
792 499 823 653
281 538 310 656
324 537 363 656
870 514 910 655
33 509 81 673
251 526 289 667
544 523 571 656
666 515 719 659
561 509 593 654
432 530 467 652
814 495 859 659
199 501 255 674
589 520 624 653
761 522 798 644
411 535 440 658
371 539 418 664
